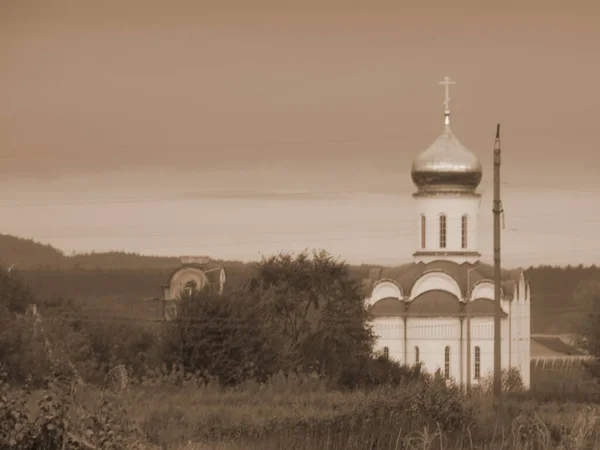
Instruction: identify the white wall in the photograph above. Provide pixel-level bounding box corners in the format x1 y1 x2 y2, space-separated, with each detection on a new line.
372 317 405 364
413 194 481 263
468 317 495 385
405 317 462 380
368 269 532 388
371 313 521 387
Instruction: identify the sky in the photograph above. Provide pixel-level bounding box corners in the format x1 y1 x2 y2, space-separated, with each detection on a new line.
1 0 600 267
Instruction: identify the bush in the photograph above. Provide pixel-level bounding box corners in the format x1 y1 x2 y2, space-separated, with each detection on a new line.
0 365 149 450
0 310 52 386
162 288 280 386
474 367 526 395
336 356 427 390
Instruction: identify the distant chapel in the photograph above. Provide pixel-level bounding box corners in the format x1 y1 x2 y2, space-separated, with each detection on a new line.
363 77 531 389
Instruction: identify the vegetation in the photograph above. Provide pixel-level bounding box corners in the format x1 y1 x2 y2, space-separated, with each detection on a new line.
3 247 600 448
2 232 599 333
572 278 600 382
4 366 600 449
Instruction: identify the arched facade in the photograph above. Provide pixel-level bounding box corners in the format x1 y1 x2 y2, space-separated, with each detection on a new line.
164 267 209 301
369 280 403 305
366 77 531 389
160 264 227 321
410 271 462 300
368 265 530 389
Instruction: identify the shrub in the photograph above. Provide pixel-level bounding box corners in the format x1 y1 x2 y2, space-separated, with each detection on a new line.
0 310 52 386
0 364 149 450
335 356 427 390
474 367 526 395
162 288 280 386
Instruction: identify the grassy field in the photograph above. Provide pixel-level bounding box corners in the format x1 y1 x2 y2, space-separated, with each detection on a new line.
4 370 600 450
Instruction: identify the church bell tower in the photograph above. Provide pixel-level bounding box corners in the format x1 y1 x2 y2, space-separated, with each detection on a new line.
410 77 482 264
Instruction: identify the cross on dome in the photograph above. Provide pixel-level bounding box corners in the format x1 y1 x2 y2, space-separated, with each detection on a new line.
438 76 456 126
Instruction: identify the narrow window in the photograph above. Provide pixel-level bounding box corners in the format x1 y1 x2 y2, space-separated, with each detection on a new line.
184 280 198 297
415 346 420 364
474 346 481 379
439 215 447 248
383 347 389 360
461 215 468 249
444 346 450 379
420 215 426 249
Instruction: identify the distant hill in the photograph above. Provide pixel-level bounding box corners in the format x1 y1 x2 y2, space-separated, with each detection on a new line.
0 234 181 270
0 234 66 269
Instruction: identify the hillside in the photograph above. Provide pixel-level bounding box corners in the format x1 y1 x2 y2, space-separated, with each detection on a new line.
0 234 183 270
0 234 66 269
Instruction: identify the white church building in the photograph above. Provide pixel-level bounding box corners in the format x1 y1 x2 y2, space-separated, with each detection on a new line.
363 77 531 389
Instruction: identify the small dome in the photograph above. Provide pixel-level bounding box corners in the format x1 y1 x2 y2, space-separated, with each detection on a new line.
411 123 482 193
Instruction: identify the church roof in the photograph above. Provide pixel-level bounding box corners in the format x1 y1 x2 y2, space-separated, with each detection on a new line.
409 289 462 315
370 290 508 318
465 298 498 316
363 260 523 299
531 335 586 357
370 297 406 316
411 125 482 194
411 77 482 194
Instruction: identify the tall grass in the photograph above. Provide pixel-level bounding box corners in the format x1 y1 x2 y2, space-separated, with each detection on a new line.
125 369 600 450
4 366 600 449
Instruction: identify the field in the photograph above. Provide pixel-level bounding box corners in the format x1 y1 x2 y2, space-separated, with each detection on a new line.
4 371 600 450
4 250 600 448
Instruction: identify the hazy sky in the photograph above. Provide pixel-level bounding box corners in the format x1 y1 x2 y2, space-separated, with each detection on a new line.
1 0 600 267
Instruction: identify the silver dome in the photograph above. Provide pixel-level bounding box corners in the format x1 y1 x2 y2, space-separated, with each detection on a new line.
411 124 482 193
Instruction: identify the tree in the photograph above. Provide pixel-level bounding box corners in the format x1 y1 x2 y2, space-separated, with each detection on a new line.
0 267 36 314
163 250 378 388
163 287 279 386
247 250 375 382
573 279 600 380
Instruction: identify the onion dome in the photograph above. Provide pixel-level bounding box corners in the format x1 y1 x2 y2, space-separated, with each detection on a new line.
411 77 482 193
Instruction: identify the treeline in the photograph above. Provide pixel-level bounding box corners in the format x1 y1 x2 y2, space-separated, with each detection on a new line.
0 233 181 270
525 264 600 334
3 233 600 333
16 265 600 334
0 233 65 268
14 260 376 321
0 251 425 391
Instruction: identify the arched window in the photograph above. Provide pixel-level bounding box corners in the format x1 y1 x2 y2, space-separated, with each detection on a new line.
474 346 481 379
383 347 389 360
444 346 450 379
461 215 468 249
183 280 198 297
420 215 426 249
415 346 420 364
439 214 447 249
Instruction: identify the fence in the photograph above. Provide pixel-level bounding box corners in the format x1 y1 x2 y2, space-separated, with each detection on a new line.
530 356 599 394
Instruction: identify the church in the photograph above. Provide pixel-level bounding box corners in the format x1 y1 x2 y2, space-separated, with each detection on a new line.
363 77 531 389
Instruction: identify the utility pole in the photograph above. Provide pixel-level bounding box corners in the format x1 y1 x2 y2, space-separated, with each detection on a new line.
493 124 503 398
